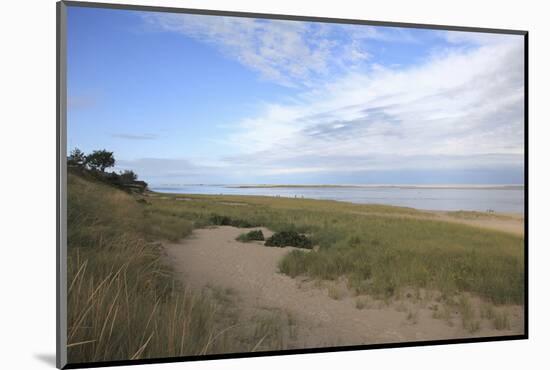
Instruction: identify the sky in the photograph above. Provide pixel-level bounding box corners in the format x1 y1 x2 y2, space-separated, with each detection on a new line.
67 6 525 186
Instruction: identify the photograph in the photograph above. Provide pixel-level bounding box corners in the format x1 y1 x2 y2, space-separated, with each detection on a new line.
61 2 525 367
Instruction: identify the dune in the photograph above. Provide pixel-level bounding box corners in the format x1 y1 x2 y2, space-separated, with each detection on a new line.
163 226 524 349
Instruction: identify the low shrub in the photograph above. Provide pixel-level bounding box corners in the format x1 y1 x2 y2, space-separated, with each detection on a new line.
278 250 309 277
209 213 259 228
265 231 313 249
237 230 265 242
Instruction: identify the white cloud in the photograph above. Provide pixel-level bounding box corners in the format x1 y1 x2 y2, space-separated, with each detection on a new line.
141 13 423 87
143 14 331 87
112 133 158 140
137 14 524 182
222 34 524 176
347 24 420 43
443 30 518 46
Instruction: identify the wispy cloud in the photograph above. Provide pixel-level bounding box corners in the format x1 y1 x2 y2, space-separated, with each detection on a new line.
221 34 524 178
131 14 524 184
142 13 419 87
347 24 421 43
115 157 231 183
442 30 518 46
111 133 159 140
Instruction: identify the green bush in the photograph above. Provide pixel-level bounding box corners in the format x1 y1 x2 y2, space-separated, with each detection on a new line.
209 213 259 228
265 231 313 249
236 229 265 242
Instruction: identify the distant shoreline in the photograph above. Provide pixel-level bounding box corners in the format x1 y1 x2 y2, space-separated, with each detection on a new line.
146 191 524 233
155 184 525 191
149 190 525 216
151 184 525 214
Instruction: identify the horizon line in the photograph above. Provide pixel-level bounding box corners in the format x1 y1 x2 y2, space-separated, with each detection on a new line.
150 183 525 188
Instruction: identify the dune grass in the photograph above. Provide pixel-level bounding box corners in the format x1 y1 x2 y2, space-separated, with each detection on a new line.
67 173 293 364
67 173 524 362
145 192 524 305
236 230 265 242
265 231 313 249
446 210 516 221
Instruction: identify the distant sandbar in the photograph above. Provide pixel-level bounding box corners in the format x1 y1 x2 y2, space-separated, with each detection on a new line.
227 184 524 190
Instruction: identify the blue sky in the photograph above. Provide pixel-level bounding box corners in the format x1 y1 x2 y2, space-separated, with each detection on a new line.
67 6 525 185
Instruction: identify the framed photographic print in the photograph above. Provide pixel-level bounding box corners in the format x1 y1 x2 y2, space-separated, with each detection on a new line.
57 1 528 368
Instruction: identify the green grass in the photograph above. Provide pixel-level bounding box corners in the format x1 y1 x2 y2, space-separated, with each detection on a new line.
446 210 516 220
67 171 524 362
67 173 291 363
481 304 511 330
247 309 298 351
277 218 523 304
493 310 511 330
265 231 313 249
144 190 523 305
236 229 265 242
209 213 260 228
457 295 480 333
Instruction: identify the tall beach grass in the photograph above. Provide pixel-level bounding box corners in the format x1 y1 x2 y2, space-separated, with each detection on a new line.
147 191 524 305
67 173 292 363
67 172 524 363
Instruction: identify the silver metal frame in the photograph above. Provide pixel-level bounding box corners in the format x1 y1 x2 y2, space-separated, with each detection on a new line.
57 1 68 368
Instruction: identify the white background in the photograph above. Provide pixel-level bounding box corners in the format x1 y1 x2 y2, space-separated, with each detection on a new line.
1 0 548 369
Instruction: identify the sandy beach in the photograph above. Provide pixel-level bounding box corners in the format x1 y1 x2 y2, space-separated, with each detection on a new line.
164 223 524 349
348 209 524 236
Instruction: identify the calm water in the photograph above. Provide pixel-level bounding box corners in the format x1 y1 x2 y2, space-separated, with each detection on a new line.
152 185 525 214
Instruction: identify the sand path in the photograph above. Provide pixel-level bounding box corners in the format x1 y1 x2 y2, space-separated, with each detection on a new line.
164 226 523 349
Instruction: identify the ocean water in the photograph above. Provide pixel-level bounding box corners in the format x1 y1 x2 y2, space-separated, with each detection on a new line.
152 185 525 214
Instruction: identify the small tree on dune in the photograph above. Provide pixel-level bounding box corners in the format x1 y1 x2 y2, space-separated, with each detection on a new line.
85 149 115 172
67 148 86 167
119 170 138 184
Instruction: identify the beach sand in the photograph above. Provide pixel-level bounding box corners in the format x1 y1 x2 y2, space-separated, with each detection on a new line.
164 225 524 349
349 209 524 236
434 211 524 236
